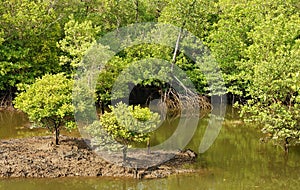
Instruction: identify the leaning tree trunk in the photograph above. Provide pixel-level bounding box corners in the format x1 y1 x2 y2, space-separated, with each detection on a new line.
161 0 210 113
170 0 196 72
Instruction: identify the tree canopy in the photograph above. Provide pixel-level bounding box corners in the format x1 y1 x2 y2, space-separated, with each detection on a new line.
87 102 160 161
14 74 75 145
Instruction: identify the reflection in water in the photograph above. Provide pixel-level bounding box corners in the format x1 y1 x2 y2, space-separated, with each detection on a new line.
0 108 299 190
0 110 46 139
0 110 79 139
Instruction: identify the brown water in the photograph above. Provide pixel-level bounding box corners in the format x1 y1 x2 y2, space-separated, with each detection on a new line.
0 108 299 190
0 110 49 139
0 110 80 139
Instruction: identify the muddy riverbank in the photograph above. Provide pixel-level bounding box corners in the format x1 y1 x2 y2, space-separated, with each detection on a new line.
0 136 198 179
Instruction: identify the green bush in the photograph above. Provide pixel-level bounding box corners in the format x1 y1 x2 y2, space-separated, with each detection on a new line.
88 102 160 161
14 74 76 145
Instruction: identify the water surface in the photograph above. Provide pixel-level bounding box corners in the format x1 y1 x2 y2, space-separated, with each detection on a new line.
0 108 299 189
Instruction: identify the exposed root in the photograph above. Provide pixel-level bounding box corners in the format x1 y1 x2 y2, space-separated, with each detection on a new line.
158 86 211 119
0 91 14 109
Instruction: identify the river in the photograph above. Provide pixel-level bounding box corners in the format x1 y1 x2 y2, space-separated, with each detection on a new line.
0 107 299 190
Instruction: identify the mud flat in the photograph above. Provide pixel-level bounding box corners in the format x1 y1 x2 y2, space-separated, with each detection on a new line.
0 136 199 179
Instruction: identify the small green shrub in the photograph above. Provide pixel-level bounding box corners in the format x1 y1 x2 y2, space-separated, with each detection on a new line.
14 73 76 145
88 102 160 161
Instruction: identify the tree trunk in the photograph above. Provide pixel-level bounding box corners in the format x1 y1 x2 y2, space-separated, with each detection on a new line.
122 145 128 164
170 0 196 72
135 0 139 22
171 27 183 72
284 137 289 153
147 139 150 155
55 126 60 145
99 101 104 115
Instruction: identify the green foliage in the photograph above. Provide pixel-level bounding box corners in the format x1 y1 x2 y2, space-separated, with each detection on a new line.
158 0 222 95
95 44 171 104
14 74 76 144
95 56 129 104
95 43 213 105
57 14 100 69
1 0 299 151
241 102 300 147
0 0 63 94
94 0 221 104
88 102 160 151
159 0 219 39
89 0 169 32
230 0 300 149
209 0 300 96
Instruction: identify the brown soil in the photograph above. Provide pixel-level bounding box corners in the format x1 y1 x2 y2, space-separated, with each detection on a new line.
0 136 198 179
